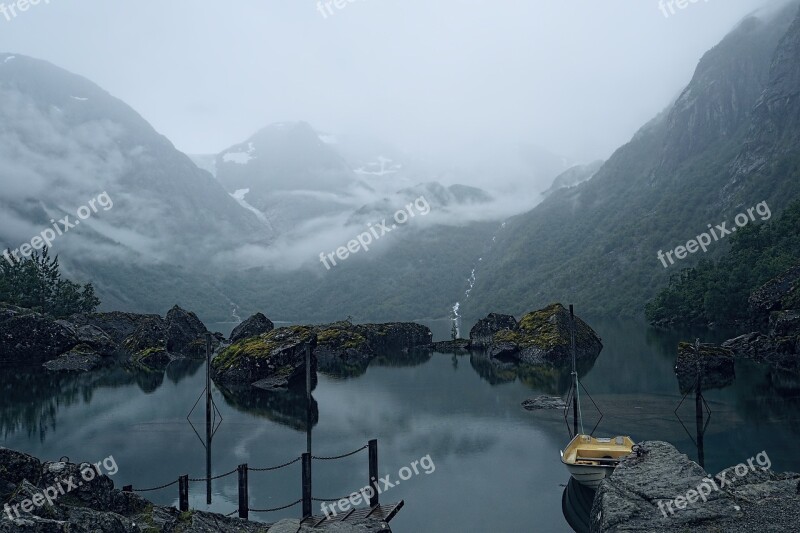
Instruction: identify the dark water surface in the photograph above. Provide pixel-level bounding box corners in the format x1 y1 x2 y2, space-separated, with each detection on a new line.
2 320 799 532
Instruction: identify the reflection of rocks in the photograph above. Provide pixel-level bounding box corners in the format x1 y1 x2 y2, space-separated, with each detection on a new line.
429 339 471 353
522 395 567 410
475 304 602 365
675 342 735 394
218 383 319 432
0 363 201 442
230 312 274 343
469 352 580 394
211 326 317 390
591 441 800 532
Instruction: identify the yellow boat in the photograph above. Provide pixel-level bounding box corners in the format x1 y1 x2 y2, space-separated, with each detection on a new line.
560 434 634 489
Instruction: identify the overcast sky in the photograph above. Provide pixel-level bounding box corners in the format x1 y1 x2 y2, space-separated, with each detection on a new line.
0 0 775 162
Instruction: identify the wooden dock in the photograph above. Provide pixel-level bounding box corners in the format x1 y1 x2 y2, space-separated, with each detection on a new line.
298 501 405 528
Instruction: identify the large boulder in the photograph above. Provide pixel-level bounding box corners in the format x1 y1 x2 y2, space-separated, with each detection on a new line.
352 322 432 352
211 326 318 390
0 306 79 364
315 321 373 374
164 305 210 357
69 311 161 344
723 309 800 370
481 304 602 365
230 312 275 343
469 313 518 348
675 341 735 393
590 441 800 532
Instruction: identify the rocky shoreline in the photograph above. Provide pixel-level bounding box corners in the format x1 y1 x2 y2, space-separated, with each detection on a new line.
0 447 391 532
591 441 800 532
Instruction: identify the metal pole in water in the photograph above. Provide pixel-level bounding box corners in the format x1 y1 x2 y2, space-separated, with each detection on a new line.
570 304 578 437
306 344 312 455
206 333 212 505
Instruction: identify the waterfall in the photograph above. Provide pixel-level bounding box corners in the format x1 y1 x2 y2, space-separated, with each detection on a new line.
449 220 508 338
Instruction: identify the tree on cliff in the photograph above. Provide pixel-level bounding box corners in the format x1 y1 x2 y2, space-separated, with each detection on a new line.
0 248 100 318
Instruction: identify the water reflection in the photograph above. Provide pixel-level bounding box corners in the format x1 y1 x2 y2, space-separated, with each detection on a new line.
217 384 319 432
0 361 202 440
562 477 595 533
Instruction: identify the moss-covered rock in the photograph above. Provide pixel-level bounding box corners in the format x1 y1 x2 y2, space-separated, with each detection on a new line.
211 326 317 390
480 304 603 365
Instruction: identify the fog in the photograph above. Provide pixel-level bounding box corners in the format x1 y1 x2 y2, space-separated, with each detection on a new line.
0 0 772 170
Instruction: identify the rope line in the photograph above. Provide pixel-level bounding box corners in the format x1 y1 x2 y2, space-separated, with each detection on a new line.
132 479 179 493
249 499 303 513
250 456 302 471
188 468 238 482
311 444 368 461
311 496 351 502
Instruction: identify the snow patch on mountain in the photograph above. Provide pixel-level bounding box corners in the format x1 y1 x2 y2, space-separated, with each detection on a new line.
223 142 256 165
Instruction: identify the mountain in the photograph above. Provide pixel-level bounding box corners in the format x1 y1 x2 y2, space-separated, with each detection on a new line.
0 54 271 317
542 160 604 196
464 2 800 320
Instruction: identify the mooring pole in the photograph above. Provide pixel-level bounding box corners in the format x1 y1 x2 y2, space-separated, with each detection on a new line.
368 439 379 507
302 452 312 518
570 304 578 437
238 464 249 520
179 475 189 512
306 344 312 455
205 333 212 505
694 339 705 468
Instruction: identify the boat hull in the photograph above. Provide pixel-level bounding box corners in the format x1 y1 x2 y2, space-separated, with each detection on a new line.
564 463 613 489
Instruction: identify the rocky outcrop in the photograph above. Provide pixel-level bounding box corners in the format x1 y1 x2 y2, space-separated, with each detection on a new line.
230 312 274 343
469 313 518 348
351 322 432 353
521 396 567 410
120 306 215 367
723 308 800 370
211 326 318 390
748 264 800 329
164 305 210 357
675 341 735 393
0 305 115 367
69 311 161 344
591 441 800 532
476 304 602 365
0 447 392 532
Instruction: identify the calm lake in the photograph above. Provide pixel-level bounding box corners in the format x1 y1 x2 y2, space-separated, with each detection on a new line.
2 319 799 532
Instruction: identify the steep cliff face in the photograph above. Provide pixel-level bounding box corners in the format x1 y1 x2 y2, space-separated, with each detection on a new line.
729 4 800 200
657 12 790 173
465 3 800 319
